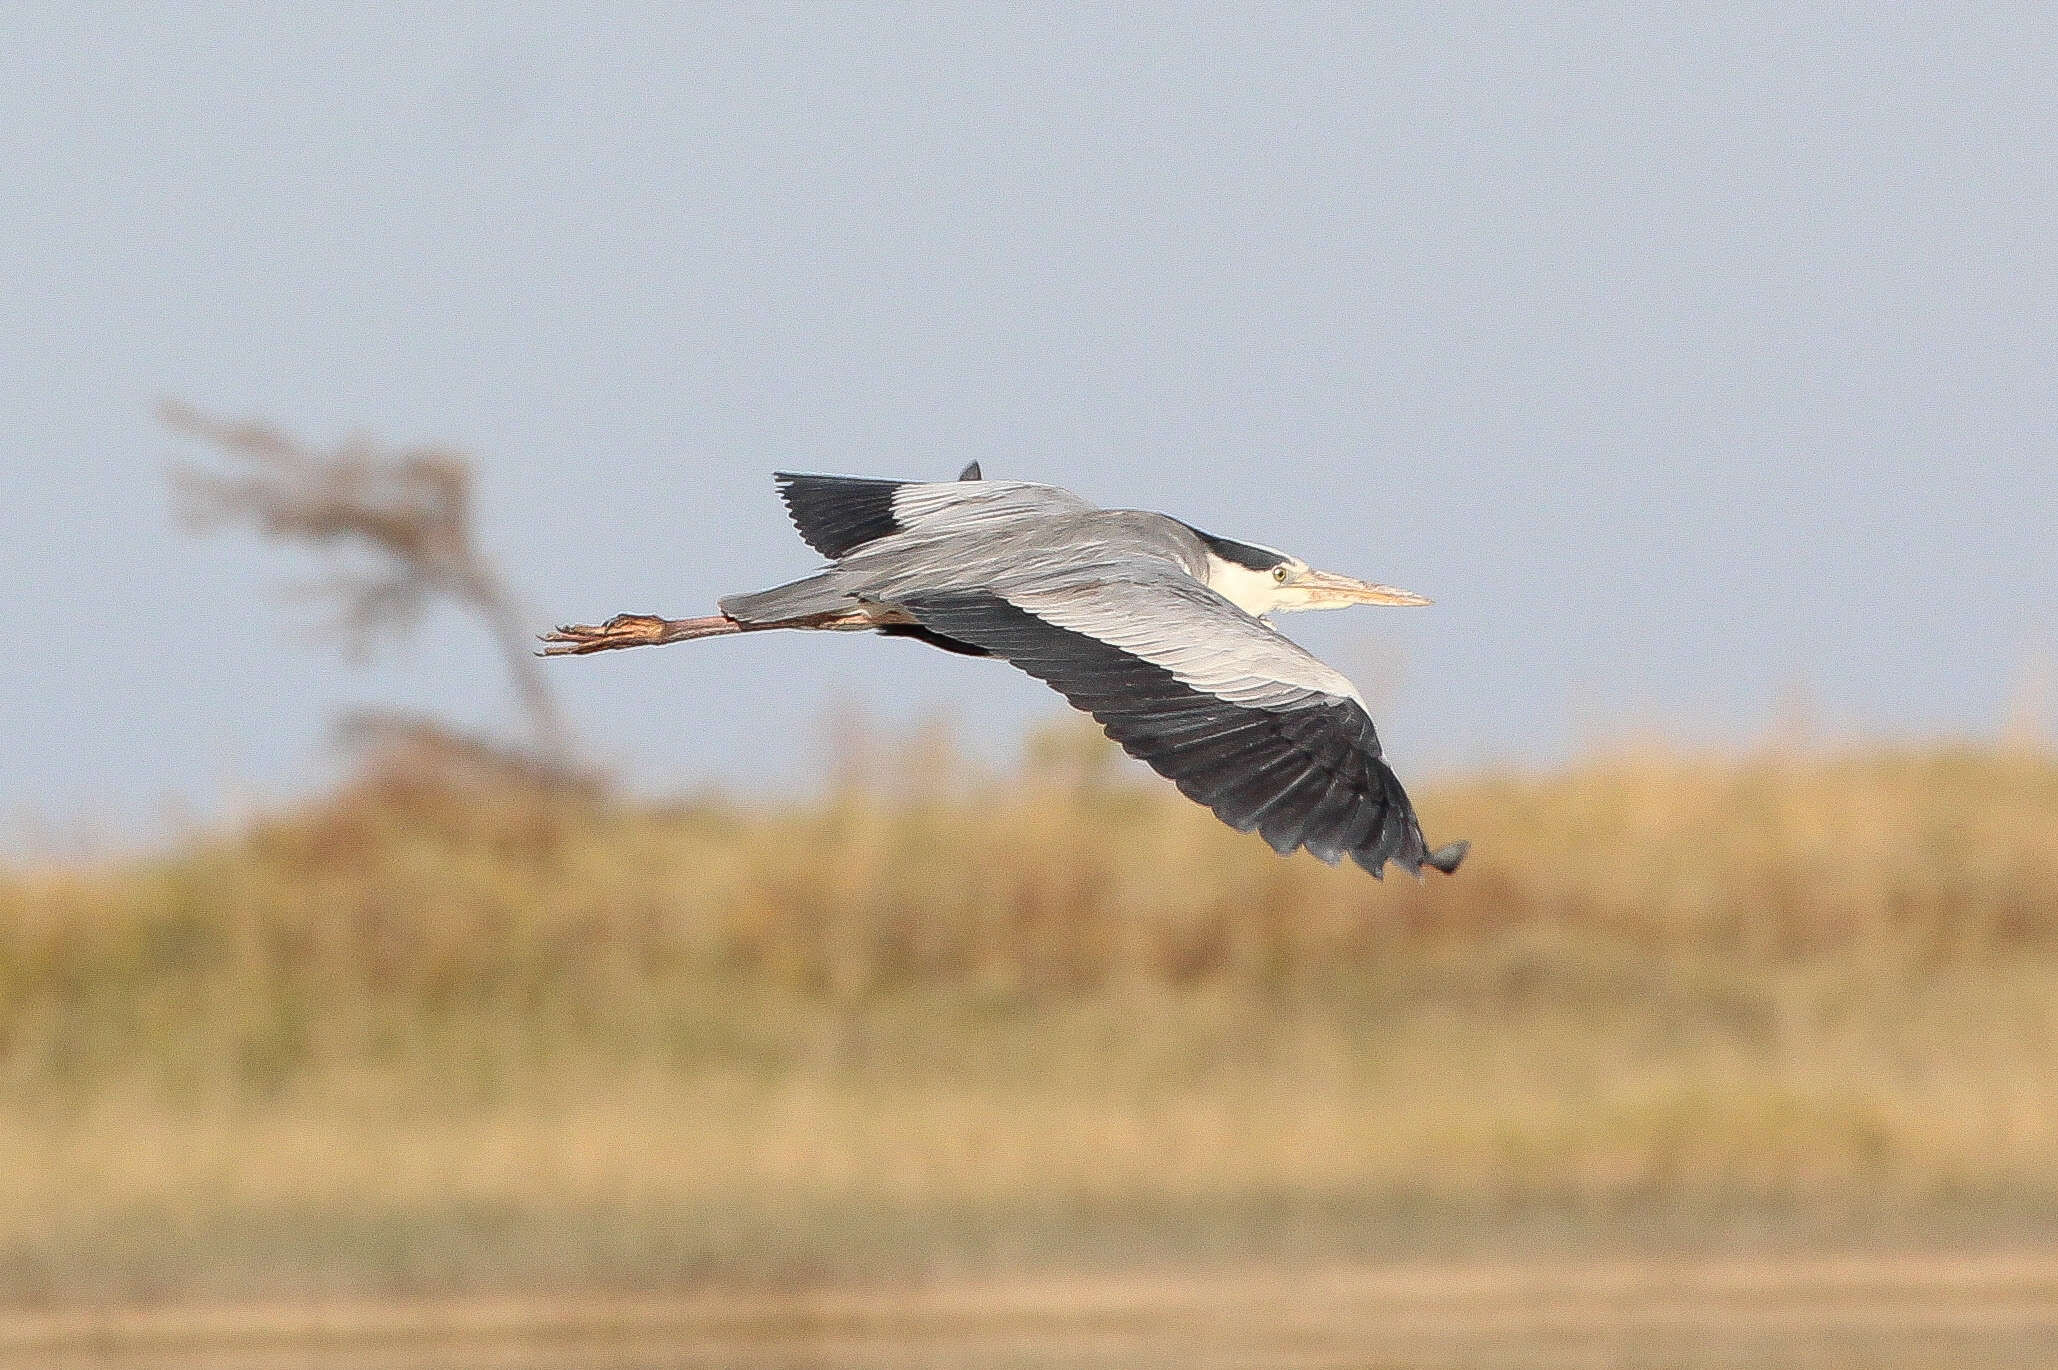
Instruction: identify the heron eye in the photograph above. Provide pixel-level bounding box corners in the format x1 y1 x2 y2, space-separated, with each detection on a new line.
1271 565 1289 583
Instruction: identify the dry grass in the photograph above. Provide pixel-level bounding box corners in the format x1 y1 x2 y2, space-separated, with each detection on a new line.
3 729 2057 1302
14 1252 2058 1369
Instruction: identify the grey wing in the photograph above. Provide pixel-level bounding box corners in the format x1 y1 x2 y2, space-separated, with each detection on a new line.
775 473 1090 561
894 571 1463 877
726 482 1184 629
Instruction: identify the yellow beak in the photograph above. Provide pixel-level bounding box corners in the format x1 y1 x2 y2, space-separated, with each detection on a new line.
1299 569 1432 607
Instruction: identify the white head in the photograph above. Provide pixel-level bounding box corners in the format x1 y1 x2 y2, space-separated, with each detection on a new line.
1191 530 1431 620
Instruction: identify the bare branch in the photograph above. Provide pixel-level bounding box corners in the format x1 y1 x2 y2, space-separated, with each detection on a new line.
164 401 474 574
164 400 574 767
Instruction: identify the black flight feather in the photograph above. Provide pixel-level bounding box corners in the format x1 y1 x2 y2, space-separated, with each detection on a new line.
774 473 907 560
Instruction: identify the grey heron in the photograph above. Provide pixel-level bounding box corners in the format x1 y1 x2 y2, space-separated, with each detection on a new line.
543 465 1467 878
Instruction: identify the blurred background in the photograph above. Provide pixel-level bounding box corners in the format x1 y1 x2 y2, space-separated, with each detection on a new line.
5 5 2058 1366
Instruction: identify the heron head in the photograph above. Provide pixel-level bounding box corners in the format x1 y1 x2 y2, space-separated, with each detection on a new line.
1192 529 1431 617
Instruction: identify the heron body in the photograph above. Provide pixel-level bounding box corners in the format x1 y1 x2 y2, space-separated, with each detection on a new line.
546 471 1466 879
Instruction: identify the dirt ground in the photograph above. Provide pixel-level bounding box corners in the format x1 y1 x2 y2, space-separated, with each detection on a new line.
9 1250 2058 1369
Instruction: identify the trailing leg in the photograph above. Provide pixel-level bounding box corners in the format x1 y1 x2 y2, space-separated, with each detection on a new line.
538 613 744 655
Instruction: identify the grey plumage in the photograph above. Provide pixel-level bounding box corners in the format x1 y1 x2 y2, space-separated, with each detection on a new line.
709 473 1466 879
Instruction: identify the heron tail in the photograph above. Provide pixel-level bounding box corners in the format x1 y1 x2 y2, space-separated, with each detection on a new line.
718 573 856 625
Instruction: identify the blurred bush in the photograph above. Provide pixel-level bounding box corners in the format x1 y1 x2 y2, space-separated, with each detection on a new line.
5 725 2056 1095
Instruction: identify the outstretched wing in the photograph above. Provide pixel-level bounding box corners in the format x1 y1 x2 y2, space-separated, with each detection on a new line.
775 473 1090 561
895 572 1464 877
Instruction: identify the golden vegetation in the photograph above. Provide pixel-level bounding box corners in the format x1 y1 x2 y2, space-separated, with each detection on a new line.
4 730 2057 1300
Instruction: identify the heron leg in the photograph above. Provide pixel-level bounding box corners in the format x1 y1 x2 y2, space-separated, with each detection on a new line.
540 605 903 656
538 613 743 655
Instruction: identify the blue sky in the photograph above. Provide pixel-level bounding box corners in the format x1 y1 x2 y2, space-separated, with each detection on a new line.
4 6 2055 843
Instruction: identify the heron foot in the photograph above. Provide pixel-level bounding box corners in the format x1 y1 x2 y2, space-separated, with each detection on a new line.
539 613 691 655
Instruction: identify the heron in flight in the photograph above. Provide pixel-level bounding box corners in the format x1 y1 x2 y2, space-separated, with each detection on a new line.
543 464 1467 878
